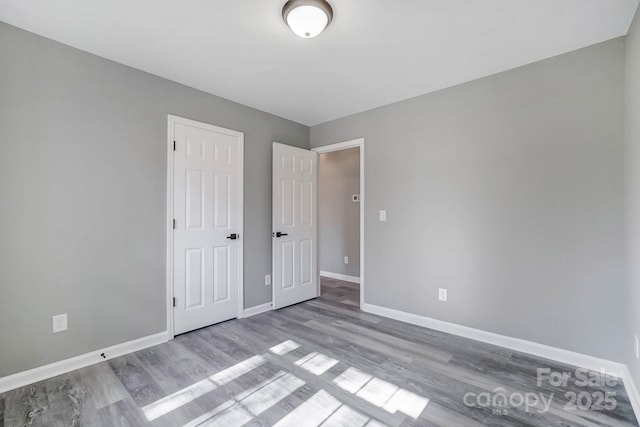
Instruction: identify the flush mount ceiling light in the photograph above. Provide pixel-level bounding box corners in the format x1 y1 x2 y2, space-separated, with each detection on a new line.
282 0 333 38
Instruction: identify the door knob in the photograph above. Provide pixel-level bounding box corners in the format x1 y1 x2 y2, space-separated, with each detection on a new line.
275 232 288 238
226 233 239 240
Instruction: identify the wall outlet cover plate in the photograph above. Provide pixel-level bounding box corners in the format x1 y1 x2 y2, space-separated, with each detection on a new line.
53 313 68 333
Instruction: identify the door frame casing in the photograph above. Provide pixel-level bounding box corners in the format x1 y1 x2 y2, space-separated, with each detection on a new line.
312 138 365 308
166 114 244 339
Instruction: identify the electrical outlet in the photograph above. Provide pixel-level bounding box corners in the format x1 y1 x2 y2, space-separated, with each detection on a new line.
265 274 271 286
635 335 639 360
344 256 349 264
379 210 387 222
52 313 68 333
438 288 447 302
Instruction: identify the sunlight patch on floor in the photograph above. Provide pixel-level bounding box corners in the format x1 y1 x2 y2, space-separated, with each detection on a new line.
273 390 343 427
184 371 305 427
295 352 339 375
191 400 250 427
333 367 429 419
357 377 397 408
333 366 373 393
382 388 429 419
209 355 266 385
364 420 388 427
142 355 266 421
321 405 370 427
142 339 429 425
270 340 301 355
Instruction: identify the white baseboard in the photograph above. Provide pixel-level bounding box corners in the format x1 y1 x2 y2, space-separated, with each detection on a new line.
320 271 360 284
622 366 640 421
365 301 640 421
362 303 625 375
0 331 168 394
242 302 272 318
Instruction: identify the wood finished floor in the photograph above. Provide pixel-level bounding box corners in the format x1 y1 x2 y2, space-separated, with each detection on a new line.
1 278 638 426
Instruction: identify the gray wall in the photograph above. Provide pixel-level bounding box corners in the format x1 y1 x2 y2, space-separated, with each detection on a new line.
626 7 640 385
319 148 360 277
0 22 309 377
311 39 628 362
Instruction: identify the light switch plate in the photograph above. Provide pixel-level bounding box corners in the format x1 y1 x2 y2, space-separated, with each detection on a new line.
265 274 272 286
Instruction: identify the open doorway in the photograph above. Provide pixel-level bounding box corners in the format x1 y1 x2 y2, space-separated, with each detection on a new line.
313 139 364 309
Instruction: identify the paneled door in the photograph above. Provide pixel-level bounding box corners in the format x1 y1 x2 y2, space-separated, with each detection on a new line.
272 142 318 309
171 116 243 335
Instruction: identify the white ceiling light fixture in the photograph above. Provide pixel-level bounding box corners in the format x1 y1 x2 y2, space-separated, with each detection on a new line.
282 0 333 39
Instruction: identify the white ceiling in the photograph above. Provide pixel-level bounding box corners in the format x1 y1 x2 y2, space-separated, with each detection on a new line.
0 0 638 126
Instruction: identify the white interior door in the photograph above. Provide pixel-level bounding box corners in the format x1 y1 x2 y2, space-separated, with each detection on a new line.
272 142 318 309
171 116 243 335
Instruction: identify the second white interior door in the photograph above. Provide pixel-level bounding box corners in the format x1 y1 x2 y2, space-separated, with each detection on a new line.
272 142 318 309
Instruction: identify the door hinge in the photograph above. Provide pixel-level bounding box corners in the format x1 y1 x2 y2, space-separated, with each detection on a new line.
173 141 176 151
173 219 176 229
173 297 176 308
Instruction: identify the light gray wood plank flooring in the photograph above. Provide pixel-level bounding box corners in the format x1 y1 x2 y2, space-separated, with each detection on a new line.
1 278 637 426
